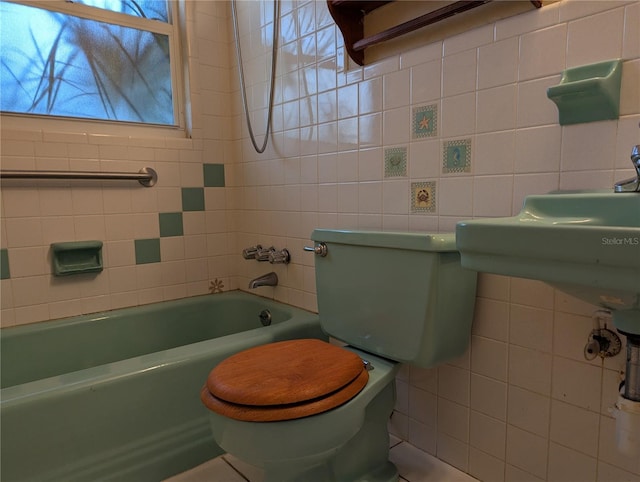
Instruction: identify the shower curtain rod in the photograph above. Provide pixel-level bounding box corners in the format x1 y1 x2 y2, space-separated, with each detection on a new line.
0 167 157 187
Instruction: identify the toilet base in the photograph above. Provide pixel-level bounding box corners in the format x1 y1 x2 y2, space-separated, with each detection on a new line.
211 380 399 482
268 382 398 482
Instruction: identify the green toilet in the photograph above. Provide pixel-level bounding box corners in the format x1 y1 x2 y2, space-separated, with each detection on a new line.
201 229 477 482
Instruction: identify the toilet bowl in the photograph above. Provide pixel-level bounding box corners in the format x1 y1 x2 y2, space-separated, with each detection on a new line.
201 230 477 482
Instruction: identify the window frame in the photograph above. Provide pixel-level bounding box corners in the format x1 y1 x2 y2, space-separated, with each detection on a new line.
1 0 188 137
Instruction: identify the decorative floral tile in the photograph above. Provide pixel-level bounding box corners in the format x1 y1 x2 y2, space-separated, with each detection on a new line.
384 147 408 177
209 278 225 293
410 181 436 213
442 139 471 173
412 104 438 139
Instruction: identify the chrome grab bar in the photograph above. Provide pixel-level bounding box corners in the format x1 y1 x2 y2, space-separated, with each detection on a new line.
0 167 158 187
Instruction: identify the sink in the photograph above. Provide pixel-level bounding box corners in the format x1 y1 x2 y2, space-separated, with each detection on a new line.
456 191 640 334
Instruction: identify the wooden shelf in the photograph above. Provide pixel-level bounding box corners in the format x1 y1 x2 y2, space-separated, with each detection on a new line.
328 0 543 66
326 1 392 66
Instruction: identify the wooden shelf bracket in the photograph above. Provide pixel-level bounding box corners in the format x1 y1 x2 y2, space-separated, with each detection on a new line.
328 0 543 66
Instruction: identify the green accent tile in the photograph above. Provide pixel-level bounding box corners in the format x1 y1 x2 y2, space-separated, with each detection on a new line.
412 104 438 139
1 249 10 279
411 181 436 213
443 139 472 173
384 147 407 178
181 187 205 211
159 212 183 237
135 238 161 264
203 163 225 187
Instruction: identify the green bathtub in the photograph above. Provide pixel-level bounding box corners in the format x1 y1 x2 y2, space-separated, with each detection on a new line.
1 291 323 482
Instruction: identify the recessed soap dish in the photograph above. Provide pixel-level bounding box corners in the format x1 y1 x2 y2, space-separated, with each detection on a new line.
547 59 622 125
51 241 103 276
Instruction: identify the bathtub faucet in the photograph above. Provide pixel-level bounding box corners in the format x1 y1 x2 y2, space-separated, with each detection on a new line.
249 272 278 289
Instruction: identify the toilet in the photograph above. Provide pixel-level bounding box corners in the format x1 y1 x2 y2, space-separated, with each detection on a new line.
201 229 477 482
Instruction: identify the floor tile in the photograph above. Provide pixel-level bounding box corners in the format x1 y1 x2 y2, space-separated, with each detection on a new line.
167 440 479 482
223 455 264 482
390 442 478 482
163 457 247 482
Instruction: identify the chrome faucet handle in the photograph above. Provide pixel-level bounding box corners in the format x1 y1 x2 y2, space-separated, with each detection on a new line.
242 244 262 259
254 246 276 262
269 248 290 264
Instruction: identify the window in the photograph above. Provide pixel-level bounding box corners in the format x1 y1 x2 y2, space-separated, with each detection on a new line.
0 0 182 127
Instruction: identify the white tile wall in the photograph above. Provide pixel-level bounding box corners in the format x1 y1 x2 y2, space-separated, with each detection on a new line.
1 0 237 324
1 1 639 481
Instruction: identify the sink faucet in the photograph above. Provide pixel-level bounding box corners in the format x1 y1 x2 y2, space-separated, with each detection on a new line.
248 272 278 289
614 145 640 192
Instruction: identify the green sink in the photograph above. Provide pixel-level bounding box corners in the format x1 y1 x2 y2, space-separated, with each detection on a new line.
456 191 640 333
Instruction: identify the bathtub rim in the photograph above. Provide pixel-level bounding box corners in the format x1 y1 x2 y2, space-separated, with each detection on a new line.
1 291 320 404
0 290 306 336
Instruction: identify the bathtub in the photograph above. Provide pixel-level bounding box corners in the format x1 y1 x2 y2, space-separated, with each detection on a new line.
1 291 324 482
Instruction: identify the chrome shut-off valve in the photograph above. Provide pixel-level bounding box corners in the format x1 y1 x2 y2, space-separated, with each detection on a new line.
584 310 622 360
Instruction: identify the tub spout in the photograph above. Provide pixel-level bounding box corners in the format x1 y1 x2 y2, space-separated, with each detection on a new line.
249 272 278 289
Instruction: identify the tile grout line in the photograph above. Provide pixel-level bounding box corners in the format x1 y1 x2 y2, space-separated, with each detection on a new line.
221 456 251 482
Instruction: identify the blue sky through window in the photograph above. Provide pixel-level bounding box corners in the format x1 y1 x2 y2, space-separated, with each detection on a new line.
0 1 174 125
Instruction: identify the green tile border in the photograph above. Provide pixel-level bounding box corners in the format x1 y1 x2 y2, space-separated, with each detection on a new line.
159 212 184 237
443 138 471 174
181 187 205 212
135 238 161 264
203 163 225 187
1 248 10 279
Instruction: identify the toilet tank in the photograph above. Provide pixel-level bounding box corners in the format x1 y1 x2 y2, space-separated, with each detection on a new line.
311 229 477 368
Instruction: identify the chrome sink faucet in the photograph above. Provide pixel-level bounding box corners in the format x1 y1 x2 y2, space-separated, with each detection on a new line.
614 145 640 192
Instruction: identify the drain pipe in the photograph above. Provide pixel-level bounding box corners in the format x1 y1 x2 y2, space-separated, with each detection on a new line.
610 332 640 456
583 310 640 456
623 335 640 401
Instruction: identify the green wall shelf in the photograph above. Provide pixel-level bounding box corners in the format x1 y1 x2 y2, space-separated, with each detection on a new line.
51 241 103 276
547 59 622 125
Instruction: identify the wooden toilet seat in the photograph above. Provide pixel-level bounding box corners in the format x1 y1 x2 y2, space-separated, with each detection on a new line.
200 339 369 422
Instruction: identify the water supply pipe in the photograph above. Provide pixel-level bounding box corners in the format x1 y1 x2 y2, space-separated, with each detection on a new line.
624 335 640 402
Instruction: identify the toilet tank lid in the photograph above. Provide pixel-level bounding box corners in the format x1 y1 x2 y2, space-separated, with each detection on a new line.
310 229 457 252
